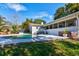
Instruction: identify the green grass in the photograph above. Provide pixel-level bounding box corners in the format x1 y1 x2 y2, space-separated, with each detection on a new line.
0 39 79 56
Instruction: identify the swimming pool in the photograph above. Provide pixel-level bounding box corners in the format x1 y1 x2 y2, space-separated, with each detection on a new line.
0 34 33 44
1 34 32 39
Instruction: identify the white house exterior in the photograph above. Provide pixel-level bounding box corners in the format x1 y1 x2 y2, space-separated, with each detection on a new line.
44 11 79 36
29 23 43 35
29 11 79 36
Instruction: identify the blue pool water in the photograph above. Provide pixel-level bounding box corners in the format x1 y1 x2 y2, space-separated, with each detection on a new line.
0 35 53 45
1 35 32 39
0 34 33 44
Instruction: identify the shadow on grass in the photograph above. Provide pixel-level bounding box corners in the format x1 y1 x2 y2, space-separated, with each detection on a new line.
58 40 79 49
0 41 56 56
17 42 56 56
0 40 79 56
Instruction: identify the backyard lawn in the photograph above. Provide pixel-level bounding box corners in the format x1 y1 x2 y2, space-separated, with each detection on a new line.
0 39 79 56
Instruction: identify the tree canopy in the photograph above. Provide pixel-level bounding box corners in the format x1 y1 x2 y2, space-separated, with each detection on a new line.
54 3 79 20
33 19 46 24
21 18 46 33
54 7 65 20
21 18 33 33
0 15 6 25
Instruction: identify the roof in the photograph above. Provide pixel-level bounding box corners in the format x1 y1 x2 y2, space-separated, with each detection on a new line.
29 23 43 26
45 11 79 26
29 23 47 26
30 11 79 27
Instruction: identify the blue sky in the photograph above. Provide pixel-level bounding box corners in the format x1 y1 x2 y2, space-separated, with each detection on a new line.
0 3 65 24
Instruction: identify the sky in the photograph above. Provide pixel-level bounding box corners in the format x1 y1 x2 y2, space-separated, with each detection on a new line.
0 3 65 24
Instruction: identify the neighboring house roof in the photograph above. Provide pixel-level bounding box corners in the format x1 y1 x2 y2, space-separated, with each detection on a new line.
29 23 44 26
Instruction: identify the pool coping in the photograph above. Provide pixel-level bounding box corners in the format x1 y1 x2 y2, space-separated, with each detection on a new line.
0 34 31 37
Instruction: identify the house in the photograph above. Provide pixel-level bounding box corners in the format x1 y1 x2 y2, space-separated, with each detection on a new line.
29 11 79 36
29 23 44 35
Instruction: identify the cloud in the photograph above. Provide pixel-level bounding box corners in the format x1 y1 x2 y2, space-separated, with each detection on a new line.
31 12 53 20
32 12 49 19
6 3 27 12
49 15 53 19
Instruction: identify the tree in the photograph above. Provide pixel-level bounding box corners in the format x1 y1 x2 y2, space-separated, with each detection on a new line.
0 15 6 25
54 3 79 20
54 7 65 20
21 18 46 33
12 25 19 33
65 3 79 14
21 18 32 33
33 19 46 24
0 16 7 32
11 14 20 33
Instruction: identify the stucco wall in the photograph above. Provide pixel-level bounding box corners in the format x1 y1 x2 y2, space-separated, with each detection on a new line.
46 26 77 35
32 26 41 34
29 25 32 33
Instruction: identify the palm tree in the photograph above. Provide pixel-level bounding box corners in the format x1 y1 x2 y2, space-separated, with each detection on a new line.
0 16 6 32
12 14 19 33
12 25 18 33
0 16 6 25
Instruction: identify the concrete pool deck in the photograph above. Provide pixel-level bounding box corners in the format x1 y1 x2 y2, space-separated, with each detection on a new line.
32 34 69 39
0 34 68 39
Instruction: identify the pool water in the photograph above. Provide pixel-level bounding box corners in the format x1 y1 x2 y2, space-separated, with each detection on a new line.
0 34 33 44
2 35 32 39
